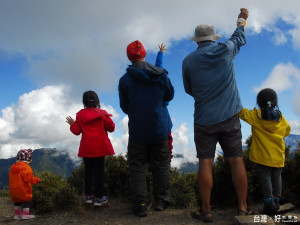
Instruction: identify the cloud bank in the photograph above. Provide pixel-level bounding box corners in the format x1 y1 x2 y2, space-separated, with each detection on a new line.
0 85 119 159
1 0 300 92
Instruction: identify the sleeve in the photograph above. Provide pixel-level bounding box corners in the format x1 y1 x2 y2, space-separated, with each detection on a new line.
162 73 174 102
21 167 40 185
182 60 193 97
118 76 129 114
70 115 82 135
283 117 291 137
238 108 257 125
103 112 115 133
224 26 246 57
155 51 163 68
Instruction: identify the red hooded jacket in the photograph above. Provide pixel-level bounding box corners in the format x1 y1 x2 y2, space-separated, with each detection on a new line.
9 161 40 203
70 108 115 157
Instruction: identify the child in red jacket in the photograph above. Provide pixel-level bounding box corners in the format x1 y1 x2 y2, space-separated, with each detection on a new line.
66 90 115 206
9 149 41 220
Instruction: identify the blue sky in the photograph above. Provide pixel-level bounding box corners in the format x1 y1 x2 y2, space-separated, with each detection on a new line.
1 0 300 167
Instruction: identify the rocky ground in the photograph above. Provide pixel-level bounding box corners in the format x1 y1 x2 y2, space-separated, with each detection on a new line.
0 197 298 225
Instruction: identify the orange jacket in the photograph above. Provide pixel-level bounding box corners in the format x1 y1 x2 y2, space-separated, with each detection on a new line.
9 161 40 203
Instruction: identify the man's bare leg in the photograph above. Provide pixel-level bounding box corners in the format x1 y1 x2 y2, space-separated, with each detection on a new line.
227 157 249 212
198 158 214 214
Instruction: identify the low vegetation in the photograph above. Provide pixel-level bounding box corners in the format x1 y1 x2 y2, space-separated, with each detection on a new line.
3 136 300 213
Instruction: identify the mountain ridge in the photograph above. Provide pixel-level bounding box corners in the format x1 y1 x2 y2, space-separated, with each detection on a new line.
0 134 299 189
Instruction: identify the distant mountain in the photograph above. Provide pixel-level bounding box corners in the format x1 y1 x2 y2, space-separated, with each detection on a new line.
1 134 299 189
284 134 300 151
172 154 198 173
0 148 78 189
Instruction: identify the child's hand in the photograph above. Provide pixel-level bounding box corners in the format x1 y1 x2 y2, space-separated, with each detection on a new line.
158 43 167 52
66 116 75 125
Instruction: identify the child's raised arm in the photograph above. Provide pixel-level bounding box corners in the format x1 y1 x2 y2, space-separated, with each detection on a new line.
158 43 167 52
155 43 167 68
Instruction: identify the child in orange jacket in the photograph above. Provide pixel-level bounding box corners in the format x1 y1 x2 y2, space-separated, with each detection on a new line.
9 149 41 220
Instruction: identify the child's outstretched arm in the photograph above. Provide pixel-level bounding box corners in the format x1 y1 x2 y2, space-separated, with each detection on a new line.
103 113 115 133
22 171 41 185
66 116 82 135
155 43 167 68
66 116 75 125
238 108 257 125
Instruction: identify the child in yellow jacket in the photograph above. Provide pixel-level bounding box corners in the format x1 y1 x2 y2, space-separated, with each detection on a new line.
9 149 41 220
239 88 290 214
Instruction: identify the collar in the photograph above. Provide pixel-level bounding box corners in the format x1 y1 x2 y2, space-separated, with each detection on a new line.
197 41 214 49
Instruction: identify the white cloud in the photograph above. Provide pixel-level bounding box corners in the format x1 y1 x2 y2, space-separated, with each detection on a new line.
171 123 197 168
289 27 300 50
254 63 300 93
272 28 288 45
0 85 120 159
28 48 119 92
291 92 300 120
1 0 300 93
288 120 300 135
108 116 129 156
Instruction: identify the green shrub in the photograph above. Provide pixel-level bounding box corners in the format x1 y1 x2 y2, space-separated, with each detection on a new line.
282 148 300 206
32 171 79 213
67 162 85 195
211 154 237 206
243 149 263 202
105 155 131 200
170 168 198 208
0 189 9 197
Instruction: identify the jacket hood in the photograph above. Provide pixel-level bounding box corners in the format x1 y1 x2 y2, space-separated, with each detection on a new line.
256 108 283 132
126 61 167 84
11 161 28 173
77 108 110 124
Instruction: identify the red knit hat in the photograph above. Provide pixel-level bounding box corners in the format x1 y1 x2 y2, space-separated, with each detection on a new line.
126 40 146 61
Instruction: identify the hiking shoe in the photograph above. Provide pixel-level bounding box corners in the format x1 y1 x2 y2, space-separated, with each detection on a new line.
273 198 280 210
14 206 22 220
21 214 35 220
22 208 35 220
84 195 94 204
13 215 22 220
134 203 148 217
154 199 169 211
94 196 108 207
262 198 278 215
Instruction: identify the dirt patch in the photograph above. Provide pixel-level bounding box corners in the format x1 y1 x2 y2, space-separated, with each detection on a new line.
0 197 296 225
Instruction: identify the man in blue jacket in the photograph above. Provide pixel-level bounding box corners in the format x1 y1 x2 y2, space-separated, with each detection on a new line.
119 40 174 217
182 8 252 222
